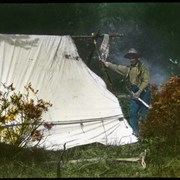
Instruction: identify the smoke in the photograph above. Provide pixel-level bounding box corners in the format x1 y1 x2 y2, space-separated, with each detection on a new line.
77 4 178 90
101 18 173 89
145 60 169 87
110 51 170 88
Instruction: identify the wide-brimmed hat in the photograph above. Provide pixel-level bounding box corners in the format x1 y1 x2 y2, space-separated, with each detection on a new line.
124 48 140 59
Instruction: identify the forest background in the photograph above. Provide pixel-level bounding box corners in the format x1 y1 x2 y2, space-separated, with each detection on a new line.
0 3 179 178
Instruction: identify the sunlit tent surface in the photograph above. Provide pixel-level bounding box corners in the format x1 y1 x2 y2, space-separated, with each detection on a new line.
0 34 137 150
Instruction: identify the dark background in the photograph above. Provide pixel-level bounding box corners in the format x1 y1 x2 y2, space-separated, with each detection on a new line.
0 3 179 92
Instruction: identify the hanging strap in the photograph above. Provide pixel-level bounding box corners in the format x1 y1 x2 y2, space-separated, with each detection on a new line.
93 33 117 95
99 34 110 61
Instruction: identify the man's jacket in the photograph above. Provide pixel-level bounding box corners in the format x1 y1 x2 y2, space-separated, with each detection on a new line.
106 61 150 93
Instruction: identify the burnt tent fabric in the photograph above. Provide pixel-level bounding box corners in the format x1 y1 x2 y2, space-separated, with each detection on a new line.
0 34 137 150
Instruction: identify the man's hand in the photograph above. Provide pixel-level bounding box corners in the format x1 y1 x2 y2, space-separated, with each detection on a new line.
133 90 141 99
133 92 140 99
100 59 109 67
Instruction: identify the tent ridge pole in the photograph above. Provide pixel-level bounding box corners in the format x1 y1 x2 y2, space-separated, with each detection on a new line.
72 34 124 38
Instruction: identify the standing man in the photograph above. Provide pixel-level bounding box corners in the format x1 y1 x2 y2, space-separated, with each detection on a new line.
101 48 151 137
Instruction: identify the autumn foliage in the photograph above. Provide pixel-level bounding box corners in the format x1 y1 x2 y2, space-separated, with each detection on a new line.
140 76 180 146
0 83 52 147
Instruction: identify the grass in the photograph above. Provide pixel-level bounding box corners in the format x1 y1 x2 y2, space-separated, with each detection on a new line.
0 140 179 178
0 92 179 178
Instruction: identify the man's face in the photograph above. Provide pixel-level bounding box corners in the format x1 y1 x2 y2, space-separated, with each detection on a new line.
130 58 138 66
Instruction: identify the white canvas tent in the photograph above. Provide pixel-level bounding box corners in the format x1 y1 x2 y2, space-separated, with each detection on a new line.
0 34 137 150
